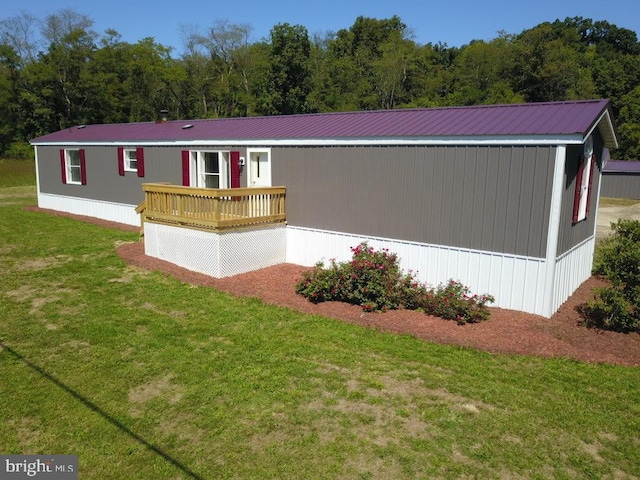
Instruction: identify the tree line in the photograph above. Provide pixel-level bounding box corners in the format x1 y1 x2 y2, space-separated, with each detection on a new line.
1 9 639 159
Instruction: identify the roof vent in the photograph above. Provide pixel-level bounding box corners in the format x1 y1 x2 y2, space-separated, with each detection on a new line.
182 124 194 130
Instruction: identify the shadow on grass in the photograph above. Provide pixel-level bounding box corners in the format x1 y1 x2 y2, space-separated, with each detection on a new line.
0 342 204 480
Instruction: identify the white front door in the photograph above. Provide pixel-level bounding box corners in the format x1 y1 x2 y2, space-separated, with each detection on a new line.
247 148 271 187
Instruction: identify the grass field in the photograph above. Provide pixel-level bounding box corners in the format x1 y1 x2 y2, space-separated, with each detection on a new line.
0 159 36 187
600 197 640 207
1 184 639 479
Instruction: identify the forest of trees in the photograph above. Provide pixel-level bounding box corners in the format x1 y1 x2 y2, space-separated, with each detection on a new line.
1 9 639 159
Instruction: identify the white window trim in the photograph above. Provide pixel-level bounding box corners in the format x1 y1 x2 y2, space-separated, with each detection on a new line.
65 149 82 185
123 148 138 172
191 150 230 189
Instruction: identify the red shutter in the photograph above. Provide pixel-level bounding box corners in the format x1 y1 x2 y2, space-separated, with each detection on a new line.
79 149 87 185
181 150 190 186
230 151 241 188
136 147 145 177
585 154 597 217
572 156 585 224
60 149 67 184
117 147 125 176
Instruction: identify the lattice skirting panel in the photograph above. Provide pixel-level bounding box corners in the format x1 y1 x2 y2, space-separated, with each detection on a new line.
144 222 286 278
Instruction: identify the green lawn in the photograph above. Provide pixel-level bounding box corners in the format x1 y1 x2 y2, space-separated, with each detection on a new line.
1 188 639 479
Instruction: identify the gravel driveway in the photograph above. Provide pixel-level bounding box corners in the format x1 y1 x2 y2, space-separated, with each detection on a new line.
596 201 640 240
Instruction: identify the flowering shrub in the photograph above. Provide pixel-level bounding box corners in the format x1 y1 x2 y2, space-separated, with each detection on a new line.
422 280 495 324
295 242 495 324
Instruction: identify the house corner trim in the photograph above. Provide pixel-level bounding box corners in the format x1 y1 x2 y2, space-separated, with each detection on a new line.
542 146 567 317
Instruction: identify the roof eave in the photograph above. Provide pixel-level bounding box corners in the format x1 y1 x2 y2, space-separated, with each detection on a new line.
584 104 618 149
31 134 586 148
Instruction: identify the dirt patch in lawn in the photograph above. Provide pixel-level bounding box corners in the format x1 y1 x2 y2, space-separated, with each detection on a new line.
25 207 640 367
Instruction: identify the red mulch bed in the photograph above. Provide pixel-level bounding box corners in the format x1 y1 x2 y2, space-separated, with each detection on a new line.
27 207 640 367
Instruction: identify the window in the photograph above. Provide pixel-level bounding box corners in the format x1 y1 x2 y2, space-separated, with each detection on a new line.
60 148 86 185
118 147 145 177
67 150 82 183
572 137 596 224
181 150 240 189
202 151 223 188
124 149 138 172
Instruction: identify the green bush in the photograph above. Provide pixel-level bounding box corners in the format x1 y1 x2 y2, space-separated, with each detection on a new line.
4 141 34 160
584 219 640 333
295 242 494 324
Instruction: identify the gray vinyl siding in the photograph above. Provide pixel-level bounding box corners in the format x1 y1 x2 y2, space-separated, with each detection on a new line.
601 172 640 199
556 134 604 256
36 145 248 205
272 145 556 258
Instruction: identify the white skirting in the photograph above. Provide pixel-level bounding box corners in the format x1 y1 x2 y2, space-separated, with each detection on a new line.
286 226 593 317
552 237 595 314
38 193 139 226
144 222 287 278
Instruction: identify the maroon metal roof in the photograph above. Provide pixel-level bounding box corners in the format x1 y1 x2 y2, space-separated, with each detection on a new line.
31 99 615 145
604 160 640 173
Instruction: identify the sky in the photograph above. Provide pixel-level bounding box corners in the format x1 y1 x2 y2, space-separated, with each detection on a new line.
4 0 640 54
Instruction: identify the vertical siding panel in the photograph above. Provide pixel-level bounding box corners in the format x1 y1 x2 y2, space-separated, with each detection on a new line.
521 260 537 313
441 248 451 286
458 147 476 249
422 148 438 244
452 148 466 246
529 260 544 314
384 146 405 236
440 148 456 246
429 148 444 246
489 255 504 302
515 148 536 255
323 147 339 232
493 148 511 254
499 256 515 306
529 147 551 257
376 147 390 234
458 248 471 290
478 254 493 296
471 148 488 251
505 148 523 255
510 260 525 311
466 249 481 290
481 149 499 252
406 147 422 241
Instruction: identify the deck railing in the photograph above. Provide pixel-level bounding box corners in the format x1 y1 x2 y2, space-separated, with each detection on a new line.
137 183 286 232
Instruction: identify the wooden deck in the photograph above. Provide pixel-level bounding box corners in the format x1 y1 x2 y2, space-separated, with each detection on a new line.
137 183 286 232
